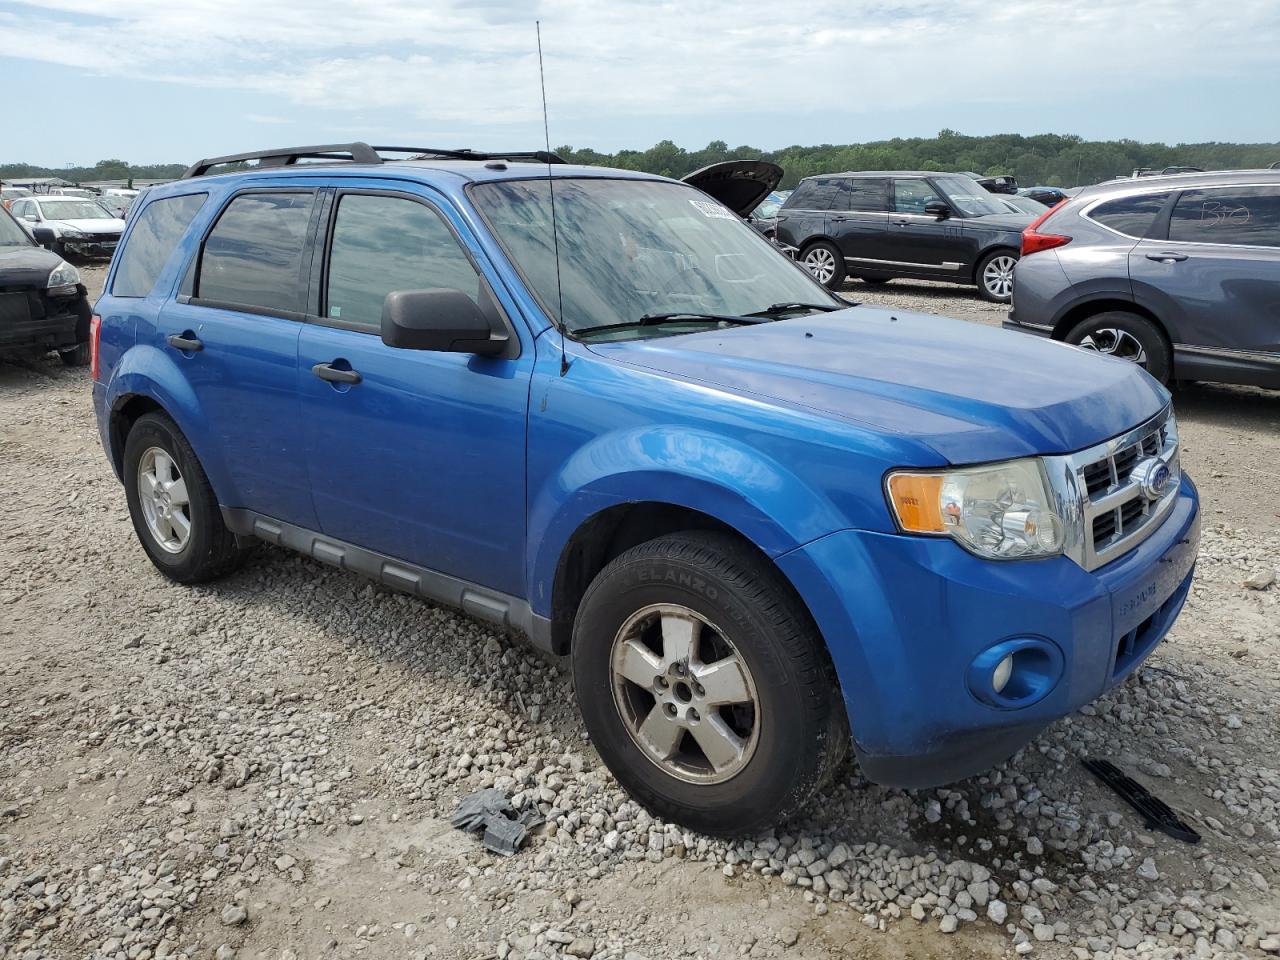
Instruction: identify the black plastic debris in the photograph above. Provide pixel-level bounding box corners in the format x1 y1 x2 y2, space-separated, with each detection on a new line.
451 788 545 856
1082 758 1201 844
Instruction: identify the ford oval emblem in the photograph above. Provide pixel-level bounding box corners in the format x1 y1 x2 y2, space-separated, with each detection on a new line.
1131 457 1172 501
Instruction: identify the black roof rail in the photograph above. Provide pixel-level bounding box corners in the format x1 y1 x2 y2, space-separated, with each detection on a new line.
182 142 566 179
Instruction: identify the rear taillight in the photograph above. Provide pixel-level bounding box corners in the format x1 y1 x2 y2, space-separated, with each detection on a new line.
89 314 102 381
1021 200 1071 256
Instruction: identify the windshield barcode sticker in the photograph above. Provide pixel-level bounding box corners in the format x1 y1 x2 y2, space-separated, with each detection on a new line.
689 199 736 220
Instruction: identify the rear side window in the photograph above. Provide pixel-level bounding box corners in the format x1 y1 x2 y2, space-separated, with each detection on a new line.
324 194 482 329
847 178 889 213
784 178 847 211
1088 193 1170 238
197 192 314 313
1168 186 1280 248
111 193 207 297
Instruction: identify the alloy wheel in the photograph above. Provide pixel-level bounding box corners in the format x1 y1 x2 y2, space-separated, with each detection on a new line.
609 603 760 784
802 247 837 285
1077 328 1148 366
137 447 192 554
983 255 1017 300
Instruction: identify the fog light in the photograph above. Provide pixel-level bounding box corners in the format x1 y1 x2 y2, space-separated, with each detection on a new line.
967 637 1064 709
992 654 1014 693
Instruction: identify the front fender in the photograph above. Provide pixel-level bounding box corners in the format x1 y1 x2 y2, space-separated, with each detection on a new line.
103 344 238 504
526 425 846 616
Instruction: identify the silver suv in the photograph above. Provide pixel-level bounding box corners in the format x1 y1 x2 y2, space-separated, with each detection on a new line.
1006 170 1280 387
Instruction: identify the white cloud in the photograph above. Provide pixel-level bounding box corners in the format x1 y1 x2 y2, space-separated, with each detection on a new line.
4 0 1277 140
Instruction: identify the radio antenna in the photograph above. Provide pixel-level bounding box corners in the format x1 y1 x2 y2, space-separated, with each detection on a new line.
536 21 569 377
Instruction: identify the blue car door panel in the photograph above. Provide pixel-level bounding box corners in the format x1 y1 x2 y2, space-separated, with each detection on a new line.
296 187 531 595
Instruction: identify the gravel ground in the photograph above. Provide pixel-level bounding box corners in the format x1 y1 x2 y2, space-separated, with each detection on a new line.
1 265 1277 960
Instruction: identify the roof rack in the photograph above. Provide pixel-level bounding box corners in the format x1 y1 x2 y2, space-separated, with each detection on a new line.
182 142 567 179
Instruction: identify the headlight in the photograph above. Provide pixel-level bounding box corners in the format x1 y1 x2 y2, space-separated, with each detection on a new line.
886 458 1066 560
60 226 85 238
47 261 81 289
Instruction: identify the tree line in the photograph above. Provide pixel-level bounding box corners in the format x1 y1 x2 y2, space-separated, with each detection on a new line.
5 132 1278 189
554 130 1280 188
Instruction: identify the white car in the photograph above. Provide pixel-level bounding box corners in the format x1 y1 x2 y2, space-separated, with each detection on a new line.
9 195 125 259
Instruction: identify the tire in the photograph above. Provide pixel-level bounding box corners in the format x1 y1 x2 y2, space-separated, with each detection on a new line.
572 531 848 836
799 241 845 290
1064 311 1172 384
123 412 246 583
976 248 1018 302
58 342 90 367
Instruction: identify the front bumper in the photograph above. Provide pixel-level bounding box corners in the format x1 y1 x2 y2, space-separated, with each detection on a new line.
0 287 90 352
63 237 119 258
777 474 1199 787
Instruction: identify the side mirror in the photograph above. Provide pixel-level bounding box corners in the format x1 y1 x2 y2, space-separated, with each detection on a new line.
31 226 56 245
22 214 38 222
924 201 951 220
381 288 508 357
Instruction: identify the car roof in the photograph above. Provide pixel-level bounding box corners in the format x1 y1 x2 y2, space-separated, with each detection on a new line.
138 158 673 203
1074 168 1280 201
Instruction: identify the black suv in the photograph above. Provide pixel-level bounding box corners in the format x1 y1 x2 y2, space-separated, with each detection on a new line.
775 172 1034 301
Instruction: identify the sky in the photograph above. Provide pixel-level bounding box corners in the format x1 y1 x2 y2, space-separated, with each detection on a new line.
2 0 1278 168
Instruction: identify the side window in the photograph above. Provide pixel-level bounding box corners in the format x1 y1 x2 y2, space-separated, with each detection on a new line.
1168 186 1280 248
197 192 314 314
325 194 482 330
893 180 938 214
848 178 889 213
1088 193 1170 238
784 179 844 211
13 200 31 219
111 193 207 298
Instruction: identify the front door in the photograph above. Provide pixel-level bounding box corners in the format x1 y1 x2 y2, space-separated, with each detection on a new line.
885 178 969 277
1130 183 1280 354
296 187 532 596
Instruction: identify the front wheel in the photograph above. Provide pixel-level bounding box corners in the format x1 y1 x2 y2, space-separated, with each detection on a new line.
58 343 90 367
799 241 845 290
1064 311 1171 383
977 249 1018 302
572 532 847 836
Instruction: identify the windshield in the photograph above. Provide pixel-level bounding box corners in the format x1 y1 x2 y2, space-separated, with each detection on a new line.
470 177 835 337
38 199 114 220
934 177 1005 217
0 209 32 246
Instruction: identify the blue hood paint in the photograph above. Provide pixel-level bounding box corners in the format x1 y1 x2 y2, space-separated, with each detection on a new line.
591 306 1168 464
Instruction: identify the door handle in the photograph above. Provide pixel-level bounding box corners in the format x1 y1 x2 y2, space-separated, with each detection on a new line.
892 219 910 227
312 362 362 385
166 333 203 352
830 216 850 222
1146 252 1188 263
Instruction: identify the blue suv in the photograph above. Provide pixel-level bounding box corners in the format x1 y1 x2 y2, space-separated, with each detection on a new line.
91 143 1200 836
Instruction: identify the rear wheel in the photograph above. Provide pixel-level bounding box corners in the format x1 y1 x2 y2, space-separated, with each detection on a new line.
1064 311 1171 383
123 412 246 583
58 343 90 367
800 241 845 290
977 249 1018 302
572 531 847 836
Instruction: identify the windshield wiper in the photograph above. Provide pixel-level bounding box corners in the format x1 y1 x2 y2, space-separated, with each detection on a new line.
576 312 769 337
746 301 844 317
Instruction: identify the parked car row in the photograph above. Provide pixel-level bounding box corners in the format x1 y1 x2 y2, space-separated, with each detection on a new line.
8 195 126 259
1007 168 1280 389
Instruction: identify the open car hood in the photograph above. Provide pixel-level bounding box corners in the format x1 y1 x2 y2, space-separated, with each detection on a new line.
681 161 784 218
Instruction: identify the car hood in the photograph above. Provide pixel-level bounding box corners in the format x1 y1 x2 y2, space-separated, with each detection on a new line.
589 307 1168 464
52 218 124 233
967 212 1034 230
682 161 784 218
0 244 63 286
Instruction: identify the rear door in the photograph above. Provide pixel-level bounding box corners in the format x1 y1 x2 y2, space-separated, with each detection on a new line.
1130 183 1280 354
774 178 843 251
885 178 969 276
156 188 319 528
828 177 889 271
295 184 532 596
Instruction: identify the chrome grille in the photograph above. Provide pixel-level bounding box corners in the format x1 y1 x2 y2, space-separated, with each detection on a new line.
1044 407 1179 572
